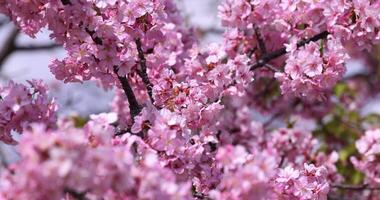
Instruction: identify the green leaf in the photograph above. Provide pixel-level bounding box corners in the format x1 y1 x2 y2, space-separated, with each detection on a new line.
71 116 89 128
363 113 380 125
334 83 348 98
339 144 356 162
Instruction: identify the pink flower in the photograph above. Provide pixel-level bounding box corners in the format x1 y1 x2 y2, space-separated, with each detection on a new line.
0 80 57 144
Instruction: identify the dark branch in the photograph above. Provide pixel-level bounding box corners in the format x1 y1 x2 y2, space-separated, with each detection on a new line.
0 27 19 69
85 28 103 45
114 67 141 119
0 27 60 71
0 147 8 167
250 31 329 70
193 192 212 200
64 188 88 200
61 0 142 121
255 27 267 54
61 0 71 5
135 39 154 103
61 0 142 120
15 43 61 51
331 184 380 191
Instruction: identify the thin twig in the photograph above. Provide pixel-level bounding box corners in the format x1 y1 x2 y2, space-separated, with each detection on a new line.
264 63 280 72
278 154 286 168
263 111 283 128
193 192 213 200
135 39 154 103
251 31 329 70
255 27 267 54
15 43 61 51
0 145 8 167
331 184 380 191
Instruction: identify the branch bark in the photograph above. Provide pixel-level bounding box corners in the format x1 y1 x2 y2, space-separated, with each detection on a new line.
250 31 329 70
64 188 88 200
61 0 71 5
255 27 267 54
114 67 142 119
0 27 19 69
61 0 142 119
331 184 380 191
135 39 154 103
15 43 61 51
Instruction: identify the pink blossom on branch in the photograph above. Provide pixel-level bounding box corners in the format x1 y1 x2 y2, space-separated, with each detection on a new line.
0 0 380 199
0 80 57 144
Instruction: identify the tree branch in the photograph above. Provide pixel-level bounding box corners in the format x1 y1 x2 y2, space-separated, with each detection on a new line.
15 43 61 51
114 67 142 119
61 0 71 5
0 27 19 69
255 27 267 54
64 188 88 200
250 31 329 70
61 0 142 120
135 39 154 103
331 184 380 191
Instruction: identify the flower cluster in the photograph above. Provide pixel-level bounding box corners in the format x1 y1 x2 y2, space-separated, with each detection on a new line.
351 129 380 186
0 122 191 200
274 164 330 200
210 145 279 200
0 80 56 144
0 0 380 199
211 145 331 200
219 0 380 100
275 38 348 100
268 128 318 165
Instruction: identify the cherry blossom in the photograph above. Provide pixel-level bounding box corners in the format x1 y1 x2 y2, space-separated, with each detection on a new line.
0 0 379 199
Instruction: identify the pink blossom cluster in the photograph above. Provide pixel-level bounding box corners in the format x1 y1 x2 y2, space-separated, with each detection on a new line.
210 144 330 200
0 0 380 199
130 106 222 192
351 129 380 186
0 0 194 95
275 38 348 100
219 0 380 49
274 164 330 200
0 120 191 200
219 0 380 100
211 147 278 200
328 0 380 50
0 80 56 144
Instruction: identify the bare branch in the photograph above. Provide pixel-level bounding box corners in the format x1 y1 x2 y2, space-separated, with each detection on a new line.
114 67 142 119
331 184 380 191
263 111 283 128
251 31 329 70
0 27 19 69
0 146 8 167
61 0 71 5
255 27 267 54
135 39 154 103
15 43 61 51
64 188 88 200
